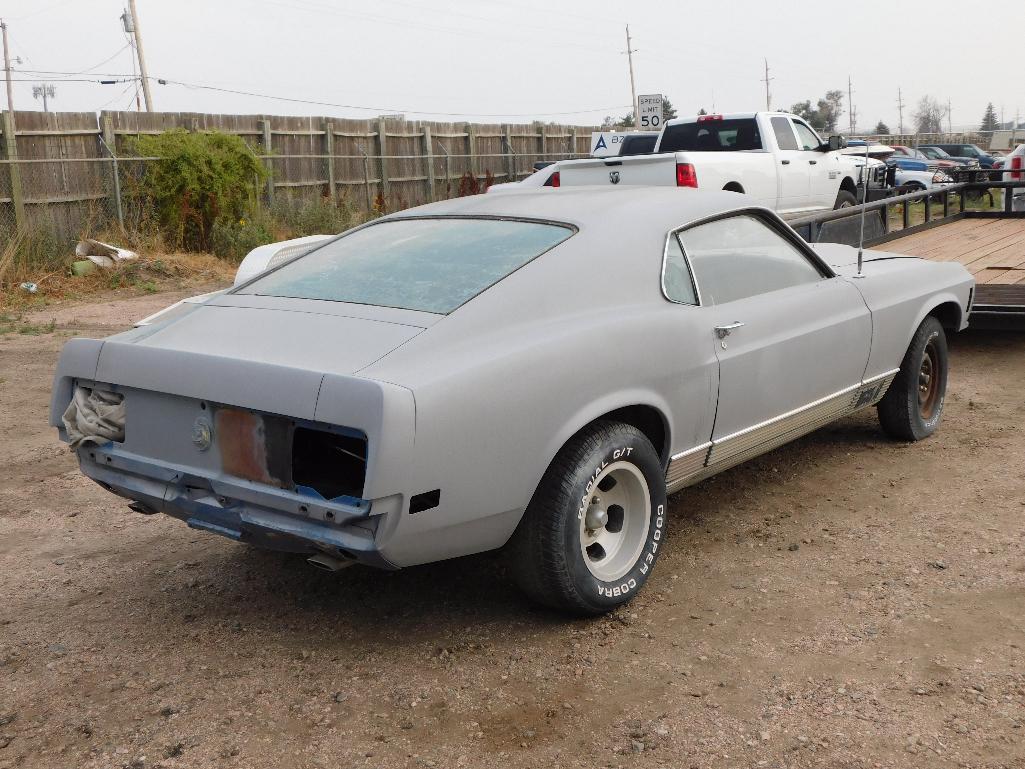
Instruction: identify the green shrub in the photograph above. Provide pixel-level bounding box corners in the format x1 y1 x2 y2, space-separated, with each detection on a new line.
269 195 367 238
209 213 275 261
126 130 267 253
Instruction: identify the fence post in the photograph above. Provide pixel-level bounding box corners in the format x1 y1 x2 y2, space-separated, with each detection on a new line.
539 123 547 161
260 119 275 206
503 124 514 182
357 143 372 212
376 118 389 203
572 128 581 158
422 124 435 202
2 111 26 233
465 122 476 179
101 114 124 230
323 120 336 202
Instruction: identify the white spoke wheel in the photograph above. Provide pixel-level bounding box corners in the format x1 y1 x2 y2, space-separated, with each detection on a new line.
506 421 667 615
578 462 651 582
877 315 949 441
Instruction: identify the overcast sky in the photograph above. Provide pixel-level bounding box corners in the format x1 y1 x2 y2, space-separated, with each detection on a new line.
2 0 1022 132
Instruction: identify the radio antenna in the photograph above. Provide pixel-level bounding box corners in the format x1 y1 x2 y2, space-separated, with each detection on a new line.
854 137 870 278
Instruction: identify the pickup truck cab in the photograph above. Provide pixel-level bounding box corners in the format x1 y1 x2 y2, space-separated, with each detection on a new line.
550 112 883 215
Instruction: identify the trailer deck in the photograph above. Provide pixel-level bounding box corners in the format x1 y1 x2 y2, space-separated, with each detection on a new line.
883 217 1025 319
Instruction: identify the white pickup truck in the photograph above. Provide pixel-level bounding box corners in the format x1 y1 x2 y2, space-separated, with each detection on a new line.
516 112 886 215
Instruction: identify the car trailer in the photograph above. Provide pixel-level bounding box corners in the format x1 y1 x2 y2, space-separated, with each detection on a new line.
790 171 1025 328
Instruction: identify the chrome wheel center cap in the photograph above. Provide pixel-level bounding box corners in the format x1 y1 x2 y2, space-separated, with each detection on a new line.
585 499 608 531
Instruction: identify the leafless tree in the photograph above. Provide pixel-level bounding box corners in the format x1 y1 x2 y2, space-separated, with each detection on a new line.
914 96 945 134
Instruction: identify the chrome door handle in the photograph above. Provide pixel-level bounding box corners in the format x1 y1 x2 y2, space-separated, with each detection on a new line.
714 321 745 339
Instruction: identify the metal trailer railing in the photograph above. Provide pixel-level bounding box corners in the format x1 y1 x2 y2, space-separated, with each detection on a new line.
788 172 1025 249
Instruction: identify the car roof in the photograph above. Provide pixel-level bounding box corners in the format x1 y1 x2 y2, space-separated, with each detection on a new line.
382 186 757 235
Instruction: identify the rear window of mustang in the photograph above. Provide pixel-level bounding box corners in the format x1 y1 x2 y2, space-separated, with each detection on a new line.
237 217 574 314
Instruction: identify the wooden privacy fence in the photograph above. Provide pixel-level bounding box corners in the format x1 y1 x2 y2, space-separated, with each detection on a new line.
0 110 599 241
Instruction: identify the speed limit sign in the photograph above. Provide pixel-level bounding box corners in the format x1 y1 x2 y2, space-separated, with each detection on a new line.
638 94 663 129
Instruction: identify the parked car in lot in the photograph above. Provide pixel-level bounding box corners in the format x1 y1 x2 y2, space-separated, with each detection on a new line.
589 130 660 158
504 112 887 214
923 143 997 169
51 187 973 614
889 145 960 170
1001 143 1025 211
893 167 956 192
917 145 978 168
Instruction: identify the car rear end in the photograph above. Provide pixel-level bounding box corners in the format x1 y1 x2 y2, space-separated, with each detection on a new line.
50 321 418 569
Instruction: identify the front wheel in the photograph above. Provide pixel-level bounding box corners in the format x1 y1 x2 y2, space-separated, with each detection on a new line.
877 316 948 441
834 189 858 209
506 421 667 615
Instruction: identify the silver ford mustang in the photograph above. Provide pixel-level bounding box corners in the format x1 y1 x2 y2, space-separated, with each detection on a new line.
50 187 973 614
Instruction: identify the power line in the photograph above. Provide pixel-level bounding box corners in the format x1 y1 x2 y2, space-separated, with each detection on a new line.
154 76 630 118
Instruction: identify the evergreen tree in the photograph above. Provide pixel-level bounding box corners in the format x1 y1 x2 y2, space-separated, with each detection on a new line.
662 98 678 121
980 102 998 132
874 120 890 134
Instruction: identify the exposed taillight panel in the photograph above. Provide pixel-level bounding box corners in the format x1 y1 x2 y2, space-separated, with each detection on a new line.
676 163 698 188
1012 156 1022 181
545 171 560 188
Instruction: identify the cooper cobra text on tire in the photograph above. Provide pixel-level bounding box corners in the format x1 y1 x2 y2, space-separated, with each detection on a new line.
877 315 948 441
506 421 667 615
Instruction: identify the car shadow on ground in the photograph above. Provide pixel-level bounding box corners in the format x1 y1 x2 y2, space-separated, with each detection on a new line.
95 327 1025 642
107 416 886 644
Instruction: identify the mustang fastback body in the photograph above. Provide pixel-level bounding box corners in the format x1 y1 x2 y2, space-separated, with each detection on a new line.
51 187 973 612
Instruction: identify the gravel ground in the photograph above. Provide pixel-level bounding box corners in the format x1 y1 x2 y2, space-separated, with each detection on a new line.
1 290 1023 769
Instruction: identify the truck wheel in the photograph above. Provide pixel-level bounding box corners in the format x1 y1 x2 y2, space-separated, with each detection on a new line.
506 421 667 615
834 189 858 208
877 316 948 441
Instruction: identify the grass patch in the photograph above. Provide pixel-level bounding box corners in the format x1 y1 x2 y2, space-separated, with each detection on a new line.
0 312 56 336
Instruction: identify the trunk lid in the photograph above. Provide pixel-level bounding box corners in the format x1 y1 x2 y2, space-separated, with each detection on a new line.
94 299 431 419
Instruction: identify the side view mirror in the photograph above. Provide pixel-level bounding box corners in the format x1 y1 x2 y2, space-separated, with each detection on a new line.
827 135 847 151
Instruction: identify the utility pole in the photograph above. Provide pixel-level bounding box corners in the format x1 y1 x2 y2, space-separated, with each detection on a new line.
896 88 905 135
123 0 153 111
847 76 855 134
1 19 13 114
32 83 55 112
623 25 637 129
947 97 952 134
761 58 773 111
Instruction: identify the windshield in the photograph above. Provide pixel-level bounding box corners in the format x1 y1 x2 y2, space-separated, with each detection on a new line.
237 217 574 314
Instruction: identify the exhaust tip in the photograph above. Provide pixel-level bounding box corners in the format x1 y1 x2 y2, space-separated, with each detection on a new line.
307 552 355 572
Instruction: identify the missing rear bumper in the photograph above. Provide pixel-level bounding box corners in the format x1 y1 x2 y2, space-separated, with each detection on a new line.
80 445 395 568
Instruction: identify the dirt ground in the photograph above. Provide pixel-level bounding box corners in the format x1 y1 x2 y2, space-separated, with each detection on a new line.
1 289 1023 769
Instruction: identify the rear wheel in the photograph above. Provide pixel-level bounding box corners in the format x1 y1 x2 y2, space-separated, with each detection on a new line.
506 421 667 615
877 316 948 441
834 189 858 209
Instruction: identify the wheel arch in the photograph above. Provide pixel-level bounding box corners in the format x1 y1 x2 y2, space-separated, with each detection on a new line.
926 299 963 333
722 182 745 194
840 176 858 194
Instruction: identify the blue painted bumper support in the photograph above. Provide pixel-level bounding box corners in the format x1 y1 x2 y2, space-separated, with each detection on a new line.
77 445 395 568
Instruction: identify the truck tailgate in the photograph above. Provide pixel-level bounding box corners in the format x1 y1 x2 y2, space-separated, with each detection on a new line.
558 154 679 187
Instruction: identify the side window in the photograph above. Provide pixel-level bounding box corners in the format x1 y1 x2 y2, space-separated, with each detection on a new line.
662 234 698 305
792 121 821 151
678 215 825 305
770 117 799 151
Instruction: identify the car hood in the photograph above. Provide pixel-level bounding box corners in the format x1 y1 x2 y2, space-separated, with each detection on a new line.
810 243 918 273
